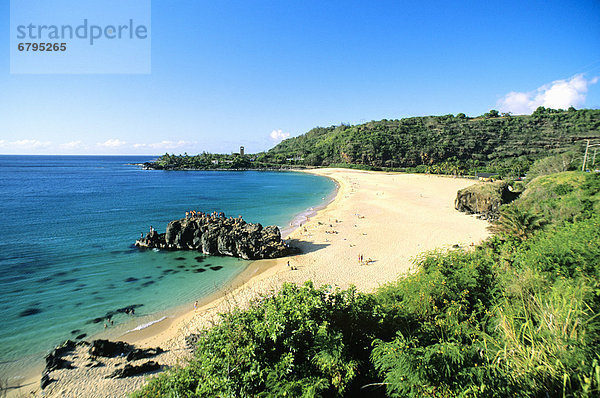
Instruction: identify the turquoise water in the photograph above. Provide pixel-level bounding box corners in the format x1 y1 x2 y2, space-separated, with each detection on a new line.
0 156 335 373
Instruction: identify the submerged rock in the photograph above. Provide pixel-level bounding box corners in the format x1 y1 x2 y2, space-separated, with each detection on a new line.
135 213 297 260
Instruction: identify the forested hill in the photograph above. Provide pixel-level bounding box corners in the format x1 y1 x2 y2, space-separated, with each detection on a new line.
261 107 600 175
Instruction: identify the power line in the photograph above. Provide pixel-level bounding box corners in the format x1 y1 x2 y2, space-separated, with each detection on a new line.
582 139 600 171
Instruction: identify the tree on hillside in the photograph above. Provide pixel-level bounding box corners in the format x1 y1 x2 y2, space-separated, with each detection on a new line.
526 153 578 182
490 206 547 241
485 109 500 118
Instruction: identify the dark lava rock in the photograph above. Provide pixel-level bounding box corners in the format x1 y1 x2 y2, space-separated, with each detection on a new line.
126 347 164 361
40 372 55 389
107 361 161 378
75 333 87 340
89 339 133 358
45 340 76 372
135 213 293 260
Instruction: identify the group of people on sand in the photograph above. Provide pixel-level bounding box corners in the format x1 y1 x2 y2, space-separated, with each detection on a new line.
358 254 373 265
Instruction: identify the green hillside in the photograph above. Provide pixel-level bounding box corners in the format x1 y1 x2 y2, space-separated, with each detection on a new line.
260 107 600 175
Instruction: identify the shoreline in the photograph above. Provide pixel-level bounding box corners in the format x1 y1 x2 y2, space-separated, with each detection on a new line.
109 169 485 352
117 172 340 346
6 170 338 397
15 169 490 397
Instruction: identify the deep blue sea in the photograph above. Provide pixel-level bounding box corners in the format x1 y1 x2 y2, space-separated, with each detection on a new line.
0 156 335 376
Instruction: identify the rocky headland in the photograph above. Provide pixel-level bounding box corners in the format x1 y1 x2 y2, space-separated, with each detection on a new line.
454 180 520 220
135 212 296 260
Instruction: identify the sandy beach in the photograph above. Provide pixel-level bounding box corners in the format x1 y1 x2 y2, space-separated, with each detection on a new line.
16 169 489 397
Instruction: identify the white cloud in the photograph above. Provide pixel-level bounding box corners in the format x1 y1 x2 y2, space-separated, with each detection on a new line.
133 140 192 150
0 140 5 146
269 129 290 143
498 74 598 114
60 140 83 149
98 138 127 147
11 139 51 148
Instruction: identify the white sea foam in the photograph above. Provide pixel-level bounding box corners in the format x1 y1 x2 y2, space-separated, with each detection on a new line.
127 316 167 333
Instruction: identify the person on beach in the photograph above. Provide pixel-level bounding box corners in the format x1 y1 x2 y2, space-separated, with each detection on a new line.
194 301 198 310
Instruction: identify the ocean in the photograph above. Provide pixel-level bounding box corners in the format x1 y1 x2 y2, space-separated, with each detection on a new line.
0 156 335 378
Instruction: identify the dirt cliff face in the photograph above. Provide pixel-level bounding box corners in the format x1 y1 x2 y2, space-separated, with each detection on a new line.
455 181 520 220
135 214 293 260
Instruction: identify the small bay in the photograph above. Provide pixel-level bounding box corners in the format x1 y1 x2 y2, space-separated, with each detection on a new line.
0 156 334 375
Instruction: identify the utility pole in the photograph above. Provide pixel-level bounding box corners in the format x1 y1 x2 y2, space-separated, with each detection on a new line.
582 140 590 172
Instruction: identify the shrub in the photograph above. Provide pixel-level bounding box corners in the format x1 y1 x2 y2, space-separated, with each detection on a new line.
133 282 383 397
371 250 503 397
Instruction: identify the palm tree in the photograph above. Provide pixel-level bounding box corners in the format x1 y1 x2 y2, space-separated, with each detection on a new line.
490 206 547 241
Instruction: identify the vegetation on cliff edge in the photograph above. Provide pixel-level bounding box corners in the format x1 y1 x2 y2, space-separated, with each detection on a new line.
148 108 600 177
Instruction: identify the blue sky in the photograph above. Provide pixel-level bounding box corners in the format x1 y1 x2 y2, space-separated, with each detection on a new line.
1 0 599 155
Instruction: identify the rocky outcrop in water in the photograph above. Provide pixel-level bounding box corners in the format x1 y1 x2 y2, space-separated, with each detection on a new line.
135 213 295 260
455 181 520 220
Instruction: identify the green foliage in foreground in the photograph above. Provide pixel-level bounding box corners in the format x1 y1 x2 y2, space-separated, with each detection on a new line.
489 206 547 241
133 283 384 397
